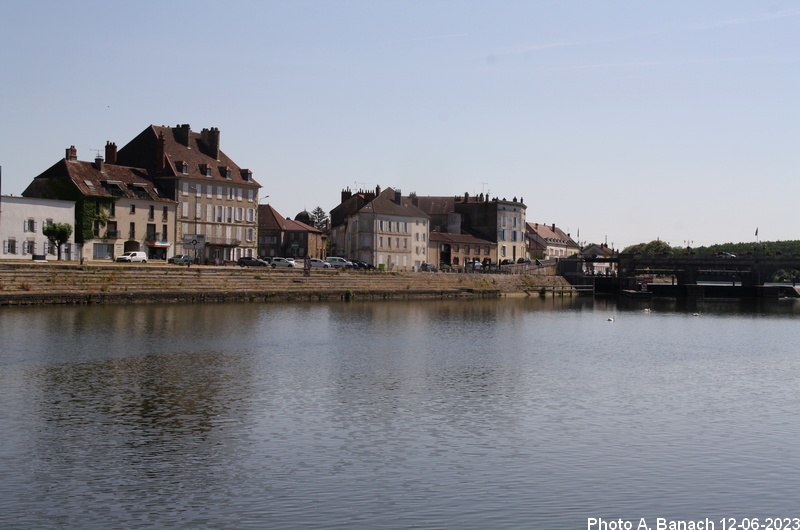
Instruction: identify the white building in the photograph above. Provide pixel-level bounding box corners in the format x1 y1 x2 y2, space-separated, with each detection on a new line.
1 195 76 260
330 187 429 271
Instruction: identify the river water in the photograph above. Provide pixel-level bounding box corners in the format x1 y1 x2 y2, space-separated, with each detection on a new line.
1 297 799 529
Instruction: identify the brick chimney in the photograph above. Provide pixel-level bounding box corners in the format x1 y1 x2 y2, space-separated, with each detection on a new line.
174 124 191 146
94 156 103 171
156 132 166 171
201 127 220 160
341 188 352 203
65 145 77 161
105 141 117 164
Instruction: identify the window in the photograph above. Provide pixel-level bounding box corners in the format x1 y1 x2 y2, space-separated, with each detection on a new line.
248 190 254 202
227 188 234 200
129 204 135 214
217 186 223 199
93 243 114 259
162 206 169 221
148 205 155 220
182 182 189 195
501 246 507 257
415 233 419 241
195 203 202 219
23 219 36 232
3 238 17 254
129 222 136 239
379 220 384 231
226 207 233 223
162 224 168 240
237 189 243 201
110 202 116 217
395 237 399 248
379 237 383 248
403 238 407 249
182 202 189 218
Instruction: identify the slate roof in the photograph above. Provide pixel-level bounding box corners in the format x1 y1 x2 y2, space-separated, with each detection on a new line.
359 188 429 219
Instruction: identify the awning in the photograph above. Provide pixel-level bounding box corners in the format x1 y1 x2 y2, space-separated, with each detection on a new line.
146 241 171 248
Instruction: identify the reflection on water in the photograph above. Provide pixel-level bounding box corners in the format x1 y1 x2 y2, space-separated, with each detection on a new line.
1 298 799 528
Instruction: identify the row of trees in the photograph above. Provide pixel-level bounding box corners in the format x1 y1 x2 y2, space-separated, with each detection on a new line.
622 239 800 258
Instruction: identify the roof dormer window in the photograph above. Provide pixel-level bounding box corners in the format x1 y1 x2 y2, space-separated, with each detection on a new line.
200 163 212 177
220 166 232 179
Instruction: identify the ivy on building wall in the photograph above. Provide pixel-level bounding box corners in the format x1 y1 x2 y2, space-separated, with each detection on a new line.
75 198 113 244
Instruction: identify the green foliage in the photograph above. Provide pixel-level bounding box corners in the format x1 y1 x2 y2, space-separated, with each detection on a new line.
311 206 329 230
43 222 73 260
76 199 112 244
622 239 674 256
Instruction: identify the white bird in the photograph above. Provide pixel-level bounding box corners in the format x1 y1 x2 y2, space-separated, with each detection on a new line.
644 308 651 313
607 316 615 322
692 312 700 317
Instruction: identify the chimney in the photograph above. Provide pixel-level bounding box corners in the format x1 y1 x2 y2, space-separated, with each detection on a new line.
552 223 556 231
394 189 401 205
65 145 77 161
175 124 191 146
341 188 352 203
94 156 103 171
105 141 117 164
156 132 166 171
464 192 469 202
201 127 220 160
375 185 381 196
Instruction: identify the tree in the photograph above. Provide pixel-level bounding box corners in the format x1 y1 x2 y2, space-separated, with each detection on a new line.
43 222 74 261
311 206 329 230
622 239 674 256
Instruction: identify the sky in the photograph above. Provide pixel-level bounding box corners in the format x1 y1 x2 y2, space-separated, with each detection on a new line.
1 0 797 249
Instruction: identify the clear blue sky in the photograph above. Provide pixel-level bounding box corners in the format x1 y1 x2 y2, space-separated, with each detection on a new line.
1 1 797 249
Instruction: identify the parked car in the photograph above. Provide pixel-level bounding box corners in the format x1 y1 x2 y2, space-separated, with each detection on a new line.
237 257 268 267
420 262 438 272
116 251 147 263
716 252 736 259
168 254 192 265
308 258 331 268
326 256 353 269
500 258 515 265
271 257 295 268
517 257 532 264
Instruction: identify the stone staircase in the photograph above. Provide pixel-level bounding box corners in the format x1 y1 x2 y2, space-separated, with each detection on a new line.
0 262 572 305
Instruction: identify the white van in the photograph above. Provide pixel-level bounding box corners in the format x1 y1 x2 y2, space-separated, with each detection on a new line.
116 251 147 263
325 256 353 269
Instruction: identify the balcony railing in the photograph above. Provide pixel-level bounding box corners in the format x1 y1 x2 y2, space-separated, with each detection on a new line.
104 230 120 239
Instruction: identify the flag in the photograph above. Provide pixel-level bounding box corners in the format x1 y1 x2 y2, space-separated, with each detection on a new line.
755 227 759 237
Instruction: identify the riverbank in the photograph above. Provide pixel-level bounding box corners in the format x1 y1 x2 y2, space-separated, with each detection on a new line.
0 262 576 305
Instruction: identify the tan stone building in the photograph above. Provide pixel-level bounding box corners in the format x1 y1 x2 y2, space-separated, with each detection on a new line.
258 204 326 260
23 146 176 261
114 124 262 264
